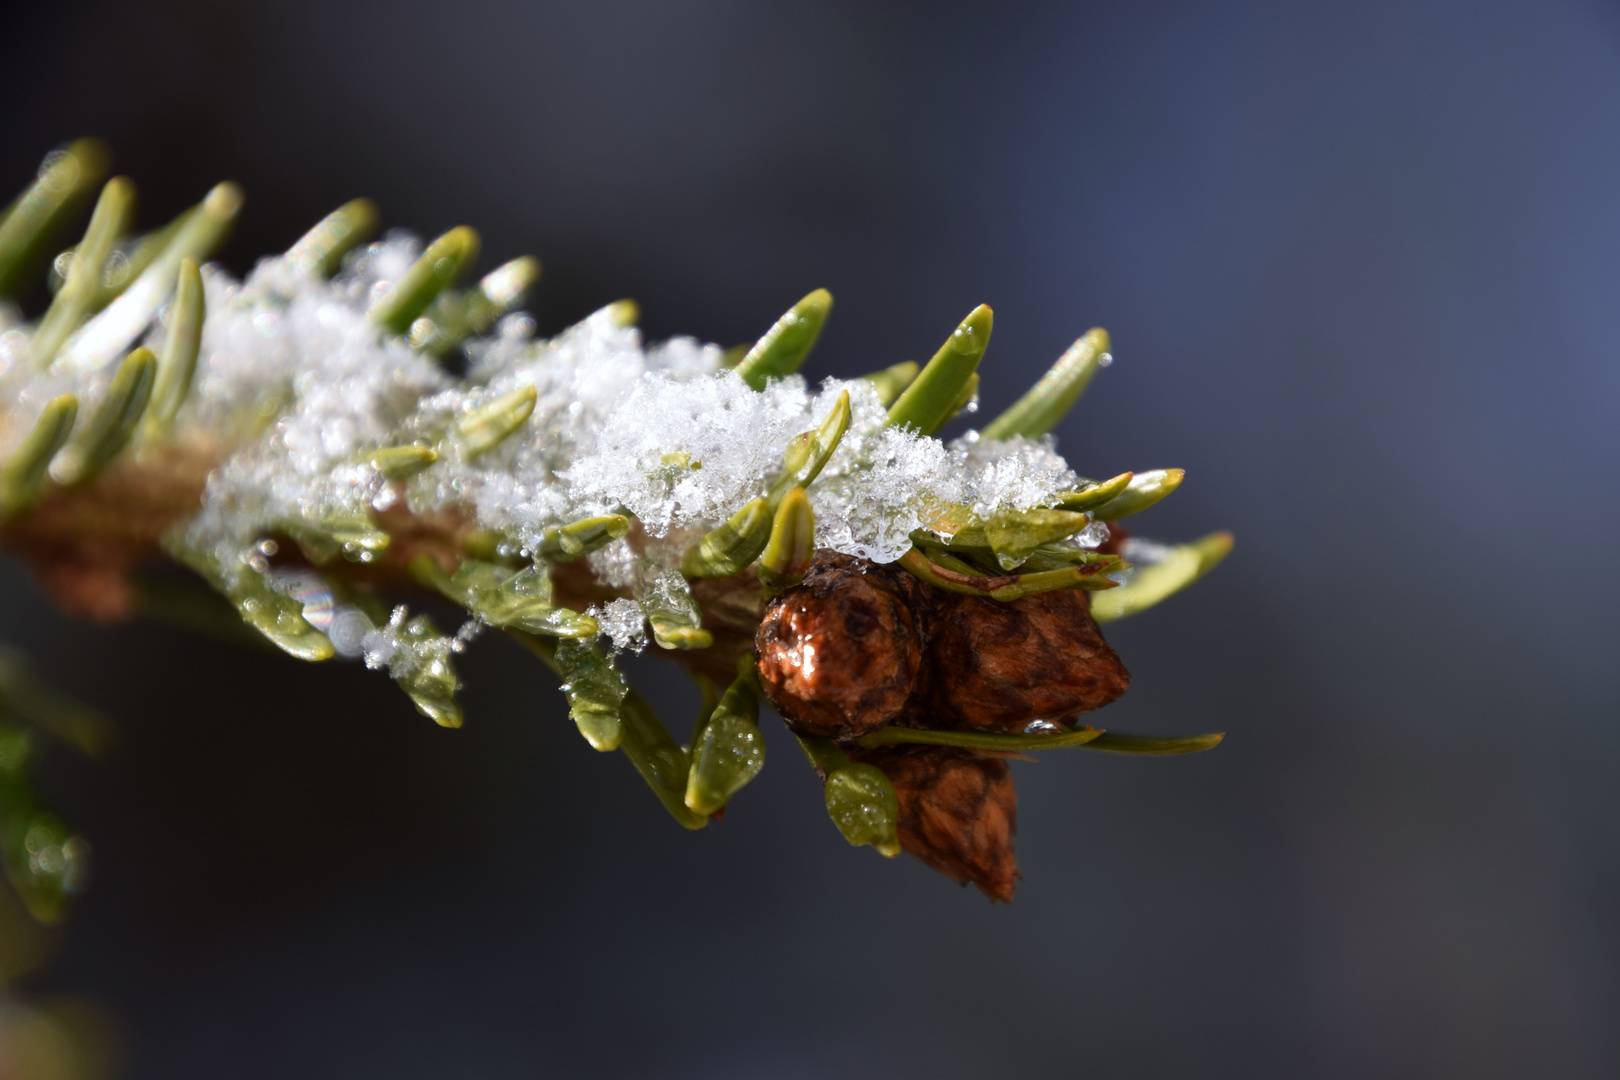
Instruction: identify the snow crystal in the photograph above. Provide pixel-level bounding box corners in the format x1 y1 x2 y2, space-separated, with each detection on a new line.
592 597 647 653
177 239 450 561
950 432 1080 520
812 423 960 562
561 370 848 537
361 606 407 671
449 618 484 653
361 604 457 678
407 306 728 550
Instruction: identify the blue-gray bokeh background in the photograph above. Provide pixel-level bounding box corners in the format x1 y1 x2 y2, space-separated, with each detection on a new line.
4 1 1617 1076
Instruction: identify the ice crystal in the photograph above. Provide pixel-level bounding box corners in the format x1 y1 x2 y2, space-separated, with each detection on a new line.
951 432 1080 521
592 597 648 653
587 537 640 589
813 423 960 562
360 605 462 727
563 369 795 535
408 309 728 552
637 568 700 620
361 606 457 687
172 240 449 565
361 606 409 673
1073 519 1110 549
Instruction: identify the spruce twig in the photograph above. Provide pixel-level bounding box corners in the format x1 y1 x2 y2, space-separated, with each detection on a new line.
0 138 1233 913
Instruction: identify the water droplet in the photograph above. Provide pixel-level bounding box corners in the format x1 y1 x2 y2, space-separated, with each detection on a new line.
101 249 129 290
409 317 439 349
1073 520 1109 549
329 609 374 657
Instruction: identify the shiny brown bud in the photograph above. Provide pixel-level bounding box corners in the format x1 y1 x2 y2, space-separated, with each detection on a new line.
755 551 928 740
926 587 1129 732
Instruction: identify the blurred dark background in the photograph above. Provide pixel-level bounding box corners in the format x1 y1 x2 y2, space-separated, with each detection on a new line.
3 0 1618 1076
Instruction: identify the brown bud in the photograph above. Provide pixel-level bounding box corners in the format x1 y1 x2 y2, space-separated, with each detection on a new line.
926 587 1129 732
851 744 1019 902
755 551 928 740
